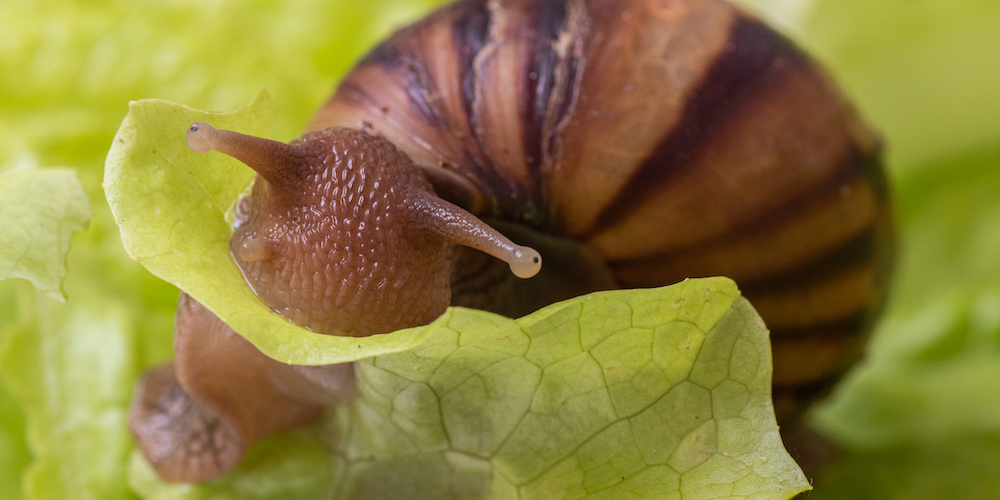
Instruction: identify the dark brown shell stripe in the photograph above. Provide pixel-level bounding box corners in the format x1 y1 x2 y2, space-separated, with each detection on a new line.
313 0 589 226
587 13 814 238
310 0 893 398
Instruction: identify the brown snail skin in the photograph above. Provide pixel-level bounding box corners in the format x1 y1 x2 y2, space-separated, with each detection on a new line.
129 294 357 482
129 0 894 484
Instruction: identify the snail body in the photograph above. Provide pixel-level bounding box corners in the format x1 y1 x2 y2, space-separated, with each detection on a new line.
130 0 893 483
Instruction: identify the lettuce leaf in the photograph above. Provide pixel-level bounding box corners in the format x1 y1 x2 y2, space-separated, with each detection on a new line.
0 349 30 500
809 437 1000 500
130 279 810 500
0 168 91 301
0 285 136 500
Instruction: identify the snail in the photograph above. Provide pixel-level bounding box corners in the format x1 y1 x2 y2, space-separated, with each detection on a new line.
129 0 893 484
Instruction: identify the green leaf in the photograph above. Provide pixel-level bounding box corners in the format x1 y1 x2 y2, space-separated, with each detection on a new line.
0 282 29 500
799 0 1000 172
132 279 810 500
809 437 1000 500
0 0 451 166
104 93 435 365
0 336 30 500
0 285 136 500
0 168 91 301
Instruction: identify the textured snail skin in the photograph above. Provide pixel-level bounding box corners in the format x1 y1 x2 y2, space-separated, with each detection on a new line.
130 0 894 483
229 128 453 336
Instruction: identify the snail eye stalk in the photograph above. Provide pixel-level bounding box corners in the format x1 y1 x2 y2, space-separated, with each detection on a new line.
186 122 300 190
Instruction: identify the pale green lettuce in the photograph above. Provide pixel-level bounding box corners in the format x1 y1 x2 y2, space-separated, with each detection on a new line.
0 169 90 301
798 0 1000 172
0 349 30 500
0 143 91 500
129 279 810 500
0 285 135 500
0 165 90 500
815 146 1000 448
805 144 1000 499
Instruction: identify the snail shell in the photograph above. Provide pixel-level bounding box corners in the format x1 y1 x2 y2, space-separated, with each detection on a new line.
311 0 894 414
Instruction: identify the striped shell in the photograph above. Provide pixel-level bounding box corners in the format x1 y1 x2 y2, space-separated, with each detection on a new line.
309 0 894 416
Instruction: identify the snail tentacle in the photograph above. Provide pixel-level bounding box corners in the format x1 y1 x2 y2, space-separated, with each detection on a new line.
186 122 301 190
409 190 542 279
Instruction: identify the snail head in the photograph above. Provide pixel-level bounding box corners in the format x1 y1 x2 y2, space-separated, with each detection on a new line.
185 122 541 336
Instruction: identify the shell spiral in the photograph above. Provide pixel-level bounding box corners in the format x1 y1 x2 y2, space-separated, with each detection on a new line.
310 0 894 415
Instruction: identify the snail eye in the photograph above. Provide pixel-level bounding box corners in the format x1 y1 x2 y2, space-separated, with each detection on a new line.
509 247 543 279
185 122 216 153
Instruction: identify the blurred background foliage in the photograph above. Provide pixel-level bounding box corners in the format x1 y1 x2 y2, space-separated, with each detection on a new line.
1 0 999 498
